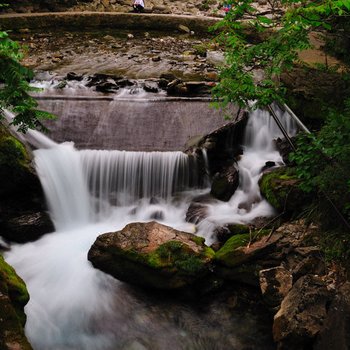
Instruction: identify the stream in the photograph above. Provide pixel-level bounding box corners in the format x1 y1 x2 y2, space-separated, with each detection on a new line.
5 93 296 349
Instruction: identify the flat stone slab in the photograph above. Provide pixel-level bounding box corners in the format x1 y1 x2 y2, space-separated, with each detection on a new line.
0 12 219 33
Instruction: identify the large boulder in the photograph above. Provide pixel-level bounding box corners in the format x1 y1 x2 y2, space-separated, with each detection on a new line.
0 255 32 350
1 212 54 243
88 221 215 290
0 123 54 242
273 275 332 350
259 167 308 215
315 282 350 350
0 124 40 198
210 164 239 201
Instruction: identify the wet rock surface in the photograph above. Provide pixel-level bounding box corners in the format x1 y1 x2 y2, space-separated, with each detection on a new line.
88 221 215 290
210 164 239 201
0 123 54 243
1 212 54 243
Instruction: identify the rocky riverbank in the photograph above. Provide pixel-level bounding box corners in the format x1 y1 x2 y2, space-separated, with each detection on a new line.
88 218 350 349
12 28 221 81
1 0 226 17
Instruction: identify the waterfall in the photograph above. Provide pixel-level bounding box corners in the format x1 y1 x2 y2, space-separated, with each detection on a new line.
81 150 190 208
4 107 297 350
34 144 192 227
196 108 298 241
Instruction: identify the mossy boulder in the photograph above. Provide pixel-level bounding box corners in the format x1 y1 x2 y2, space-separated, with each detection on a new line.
0 255 29 326
0 123 54 242
0 124 39 198
0 255 32 350
88 221 215 290
259 167 308 215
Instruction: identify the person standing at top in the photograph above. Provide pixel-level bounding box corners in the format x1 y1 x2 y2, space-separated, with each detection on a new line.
132 0 145 12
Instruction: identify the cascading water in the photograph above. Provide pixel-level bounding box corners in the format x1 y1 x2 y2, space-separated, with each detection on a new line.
196 107 297 242
5 107 296 350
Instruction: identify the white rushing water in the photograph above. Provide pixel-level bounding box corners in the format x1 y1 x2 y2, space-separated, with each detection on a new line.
5 108 296 350
196 108 297 241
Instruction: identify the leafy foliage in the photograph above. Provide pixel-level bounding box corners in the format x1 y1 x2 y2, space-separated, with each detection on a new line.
290 101 350 227
212 0 350 110
0 31 55 132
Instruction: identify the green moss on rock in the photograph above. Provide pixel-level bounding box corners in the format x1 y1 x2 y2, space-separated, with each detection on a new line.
259 167 306 214
216 233 250 262
215 230 271 267
0 255 32 350
0 255 30 326
0 124 38 198
88 222 215 290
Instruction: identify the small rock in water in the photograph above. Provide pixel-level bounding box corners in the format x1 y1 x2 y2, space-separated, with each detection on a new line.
55 80 67 89
261 161 276 172
149 211 164 220
149 197 159 205
143 81 159 93
66 72 83 81
128 207 138 215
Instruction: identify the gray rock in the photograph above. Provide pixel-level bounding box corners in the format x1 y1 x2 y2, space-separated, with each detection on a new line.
206 51 225 66
273 275 332 349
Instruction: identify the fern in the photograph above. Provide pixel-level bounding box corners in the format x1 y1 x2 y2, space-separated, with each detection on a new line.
0 31 55 132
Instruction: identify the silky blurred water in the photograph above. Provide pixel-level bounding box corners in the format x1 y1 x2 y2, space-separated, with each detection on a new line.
5 107 296 349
